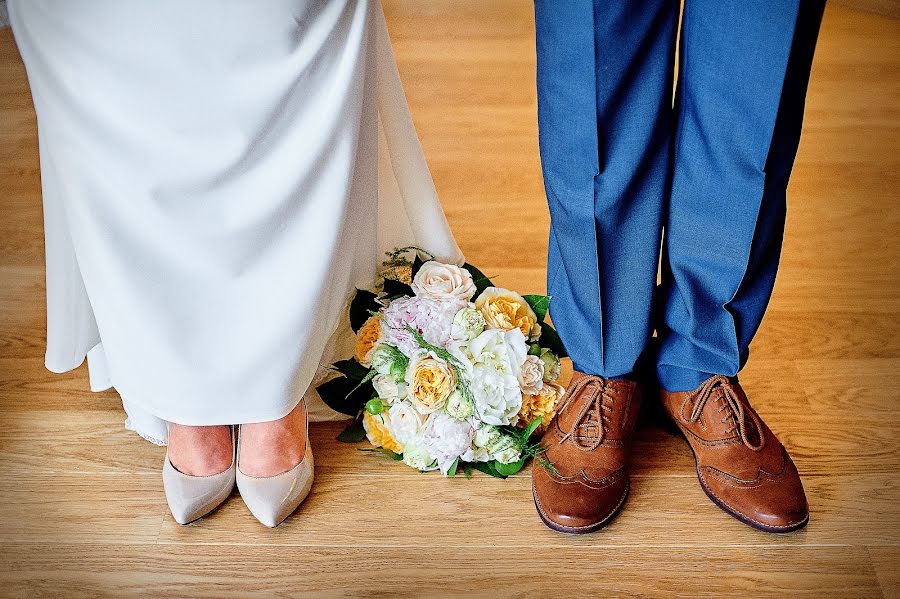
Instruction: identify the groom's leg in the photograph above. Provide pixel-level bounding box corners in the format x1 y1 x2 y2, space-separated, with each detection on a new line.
656 0 826 391
656 0 825 533
532 0 677 534
536 0 677 379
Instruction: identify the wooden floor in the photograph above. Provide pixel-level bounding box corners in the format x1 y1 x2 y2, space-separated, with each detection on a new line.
1 2 898 597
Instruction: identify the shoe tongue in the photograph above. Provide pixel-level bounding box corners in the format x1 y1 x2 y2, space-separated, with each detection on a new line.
697 384 745 439
556 378 603 431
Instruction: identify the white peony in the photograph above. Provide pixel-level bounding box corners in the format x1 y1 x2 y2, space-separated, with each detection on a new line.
415 297 467 348
411 261 477 302
446 340 475 376
468 327 529 380
420 412 475 475
450 305 486 342
518 354 545 395
387 401 425 448
372 373 408 405
470 363 523 426
382 296 466 355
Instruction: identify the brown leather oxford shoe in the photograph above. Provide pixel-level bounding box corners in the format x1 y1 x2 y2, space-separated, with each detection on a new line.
660 375 809 533
532 372 641 534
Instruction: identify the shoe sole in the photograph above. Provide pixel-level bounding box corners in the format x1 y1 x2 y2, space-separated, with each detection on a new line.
532 481 630 535
668 419 810 534
697 476 809 533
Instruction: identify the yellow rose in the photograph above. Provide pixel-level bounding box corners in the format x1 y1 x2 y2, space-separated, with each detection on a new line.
406 353 456 414
475 287 541 340
517 381 566 435
363 411 403 453
355 316 382 366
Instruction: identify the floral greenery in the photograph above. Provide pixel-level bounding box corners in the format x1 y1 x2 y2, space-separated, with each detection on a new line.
316 247 569 478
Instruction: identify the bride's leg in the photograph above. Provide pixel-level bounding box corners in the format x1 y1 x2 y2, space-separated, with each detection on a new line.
167 424 233 476
237 401 308 477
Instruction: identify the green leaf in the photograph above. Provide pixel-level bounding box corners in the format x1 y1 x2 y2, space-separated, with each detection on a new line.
463 464 473 479
470 461 507 479
349 289 380 333
461 263 494 299
411 254 426 279
522 294 551 321
316 376 373 416
332 358 371 381
383 277 414 299
446 457 460 478
383 449 404 461
345 369 377 400
337 420 367 443
494 457 527 476
538 321 568 358
523 416 543 439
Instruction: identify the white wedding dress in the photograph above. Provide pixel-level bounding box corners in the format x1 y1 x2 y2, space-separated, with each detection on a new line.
9 0 463 444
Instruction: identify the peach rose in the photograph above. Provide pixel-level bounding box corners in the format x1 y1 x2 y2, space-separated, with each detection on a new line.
363 410 403 454
406 352 457 414
355 315 382 366
517 381 565 435
475 287 541 340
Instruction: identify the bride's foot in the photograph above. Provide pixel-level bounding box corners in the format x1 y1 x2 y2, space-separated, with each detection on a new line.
167 424 234 476
163 424 236 525
236 401 314 527
237 401 308 476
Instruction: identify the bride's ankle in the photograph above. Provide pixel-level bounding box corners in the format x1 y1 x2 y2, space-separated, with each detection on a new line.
167 424 233 476
238 403 308 477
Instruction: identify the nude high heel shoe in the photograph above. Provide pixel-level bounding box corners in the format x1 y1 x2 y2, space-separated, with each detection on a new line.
236 402 314 528
162 426 236 525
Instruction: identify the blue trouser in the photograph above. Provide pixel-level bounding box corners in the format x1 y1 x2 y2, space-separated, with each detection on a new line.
535 0 825 392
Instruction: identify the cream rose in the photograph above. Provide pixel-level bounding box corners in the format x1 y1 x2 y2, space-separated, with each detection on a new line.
387 401 425 447
475 287 541 340
450 305 486 342
405 351 457 414
411 261 477 302
539 348 561 381
518 355 545 395
489 433 522 465
446 389 475 420
372 373 407 405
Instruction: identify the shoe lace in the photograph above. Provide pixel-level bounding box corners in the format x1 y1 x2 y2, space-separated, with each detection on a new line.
687 375 765 451
557 376 618 451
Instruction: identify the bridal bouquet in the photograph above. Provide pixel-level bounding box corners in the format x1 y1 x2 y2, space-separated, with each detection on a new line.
317 248 568 477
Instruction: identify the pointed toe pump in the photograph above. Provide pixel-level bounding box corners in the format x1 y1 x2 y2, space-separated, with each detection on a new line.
236 403 315 528
162 427 236 525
